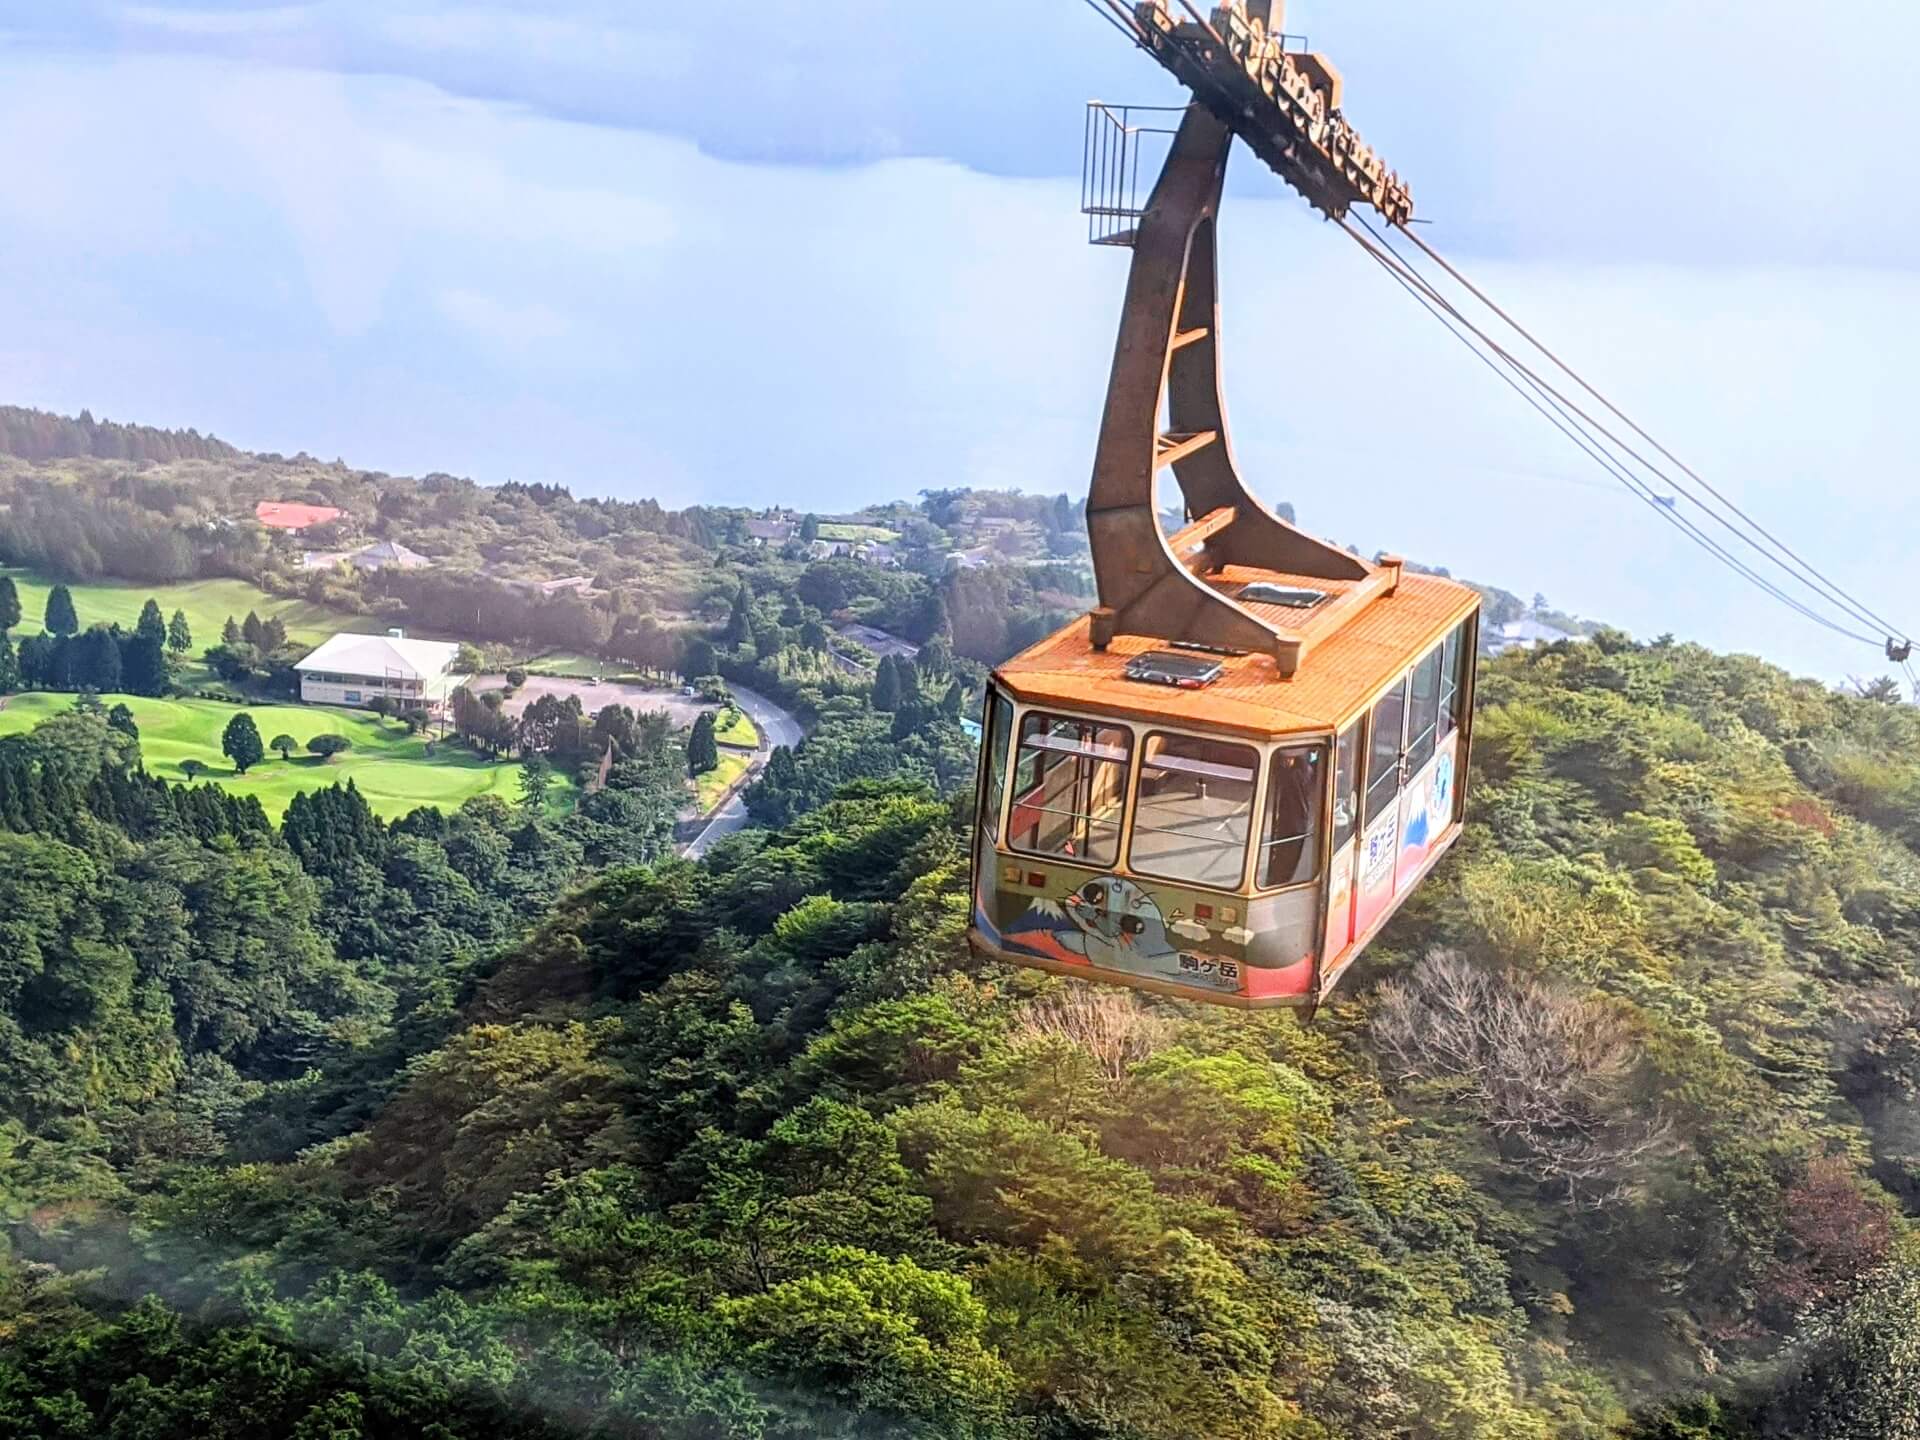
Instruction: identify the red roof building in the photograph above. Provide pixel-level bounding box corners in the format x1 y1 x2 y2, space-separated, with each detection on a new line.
255 500 344 531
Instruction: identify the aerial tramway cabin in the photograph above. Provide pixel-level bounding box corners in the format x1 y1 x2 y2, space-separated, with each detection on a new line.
969 539 1478 1010
966 43 1480 1009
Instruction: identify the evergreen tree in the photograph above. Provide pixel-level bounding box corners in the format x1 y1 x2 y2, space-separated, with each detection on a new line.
519 754 554 812
0 575 19 631
167 609 192 655
262 615 288 652
941 678 966 718
121 634 168 697
221 615 242 647
765 743 799 789
0 632 16 693
222 712 265 774
724 587 753 648
44 583 78 636
800 512 821 543
271 733 297 761
135 597 166 646
241 610 266 649
106 703 139 741
683 638 717 681
688 711 719 775
872 654 902 712
77 625 121 690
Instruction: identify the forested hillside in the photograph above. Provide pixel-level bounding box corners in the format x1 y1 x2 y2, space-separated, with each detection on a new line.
2 622 1918 1437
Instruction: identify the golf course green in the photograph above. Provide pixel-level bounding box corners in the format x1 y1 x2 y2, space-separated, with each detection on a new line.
4 568 366 653
0 693 569 822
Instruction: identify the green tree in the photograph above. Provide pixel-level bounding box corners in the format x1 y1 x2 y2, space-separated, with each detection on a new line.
270 733 297 761
221 615 242 646
120 634 167 697
688 711 719 775
0 574 19 631
166 608 192 655
75 625 120 690
725 585 754 647
519 754 554 812
106 703 138 741
872 654 902 712
241 610 266 648
135 597 166 645
0 632 17 693
800 512 821 542
308 734 351 761
44 583 78 636
222 711 265 773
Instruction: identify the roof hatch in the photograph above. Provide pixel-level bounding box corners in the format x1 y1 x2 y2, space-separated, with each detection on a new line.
1123 650 1224 689
1237 582 1328 609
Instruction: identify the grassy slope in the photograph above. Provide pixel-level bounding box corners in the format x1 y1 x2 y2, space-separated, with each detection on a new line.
816 522 900 544
692 750 751 811
4 568 367 653
713 707 758 748
0 693 570 822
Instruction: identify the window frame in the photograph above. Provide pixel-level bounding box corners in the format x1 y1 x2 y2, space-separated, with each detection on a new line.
1439 620 1469 739
1362 677 1408 828
1257 740 1329 892
1330 723 1361 854
979 686 1015 843
1006 709 1135 870
1127 728 1262 891
1405 645 1444 776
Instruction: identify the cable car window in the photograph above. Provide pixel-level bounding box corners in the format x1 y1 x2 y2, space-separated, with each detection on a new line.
980 688 1014 842
1439 622 1468 737
1129 732 1258 888
1331 724 1360 852
1363 679 1406 827
1009 712 1132 866
1259 743 1326 888
1405 645 1444 774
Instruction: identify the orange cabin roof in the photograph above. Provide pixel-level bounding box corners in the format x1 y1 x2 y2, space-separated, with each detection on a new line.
255 501 344 531
993 562 1479 739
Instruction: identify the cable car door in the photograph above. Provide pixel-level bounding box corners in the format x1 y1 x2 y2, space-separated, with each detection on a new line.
1352 678 1407 938
1321 723 1362 960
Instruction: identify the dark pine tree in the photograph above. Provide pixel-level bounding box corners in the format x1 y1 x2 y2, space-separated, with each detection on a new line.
77 625 121 691
44 584 78 637
723 587 753 648
135 597 166 646
121 634 168 697
872 654 902 712
0 575 20 632
166 609 192 655
688 711 719 776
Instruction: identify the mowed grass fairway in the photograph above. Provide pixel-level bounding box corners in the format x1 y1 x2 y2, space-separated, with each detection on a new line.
3 568 367 653
0 693 570 822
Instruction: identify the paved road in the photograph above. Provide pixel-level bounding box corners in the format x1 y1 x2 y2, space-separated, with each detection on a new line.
683 682 804 859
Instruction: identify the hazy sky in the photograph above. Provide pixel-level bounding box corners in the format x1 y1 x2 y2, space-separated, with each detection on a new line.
2 1 1917 679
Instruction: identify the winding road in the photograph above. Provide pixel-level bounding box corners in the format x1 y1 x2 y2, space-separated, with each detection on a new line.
682 682 804 859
